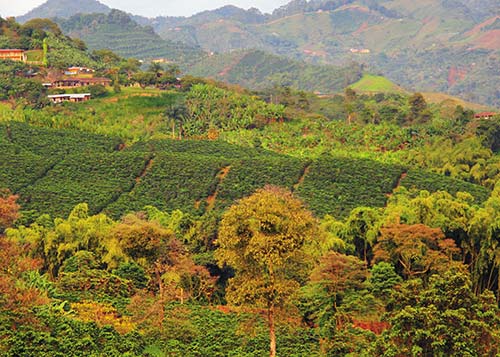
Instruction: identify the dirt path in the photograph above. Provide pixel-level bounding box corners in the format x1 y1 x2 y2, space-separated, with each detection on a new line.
292 164 311 192
205 165 231 211
135 158 154 184
386 171 408 200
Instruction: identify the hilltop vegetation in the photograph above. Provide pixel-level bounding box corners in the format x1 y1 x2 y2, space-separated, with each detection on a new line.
188 50 363 93
17 0 499 105
17 0 111 23
349 74 404 94
58 10 203 63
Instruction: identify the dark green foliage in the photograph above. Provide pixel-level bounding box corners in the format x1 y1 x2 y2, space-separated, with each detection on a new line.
44 31 99 69
369 262 402 298
0 61 47 107
60 251 100 273
106 153 227 217
216 156 307 208
1 122 490 221
112 262 149 290
149 304 321 356
0 122 121 193
0 306 145 357
3 121 122 156
57 269 135 300
88 84 109 98
0 142 54 192
476 117 500 152
128 138 260 159
400 169 490 203
20 152 150 218
296 155 406 218
375 270 500 356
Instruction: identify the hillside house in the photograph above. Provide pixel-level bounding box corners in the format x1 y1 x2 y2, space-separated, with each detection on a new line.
0 49 27 62
52 77 112 88
65 66 95 76
48 93 91 103
474 112 498 120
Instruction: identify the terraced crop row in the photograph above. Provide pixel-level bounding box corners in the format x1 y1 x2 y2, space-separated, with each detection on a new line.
0 122 491 221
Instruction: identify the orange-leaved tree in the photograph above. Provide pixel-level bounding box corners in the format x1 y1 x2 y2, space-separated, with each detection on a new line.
215 186 319 357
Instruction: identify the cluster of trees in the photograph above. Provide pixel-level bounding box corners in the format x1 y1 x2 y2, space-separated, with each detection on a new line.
2 182 500 355
0 61 47 108
166 83 285 138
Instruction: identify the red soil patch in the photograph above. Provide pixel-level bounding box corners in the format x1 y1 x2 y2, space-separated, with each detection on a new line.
448 66 468 86
353 21 369 36
218 56 244 77
474 30 500 50
135 158 154 184
206 166 231 210
293 165 310 192
352 320 390 335
465 16 499 37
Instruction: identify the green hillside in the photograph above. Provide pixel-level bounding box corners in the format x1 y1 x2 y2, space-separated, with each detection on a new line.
3 8 500 357
58 10 203 63
0 121 489 220
14 0 500 105
349 74 405 93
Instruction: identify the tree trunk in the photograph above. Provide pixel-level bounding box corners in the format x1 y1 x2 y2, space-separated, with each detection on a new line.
268 302 276 357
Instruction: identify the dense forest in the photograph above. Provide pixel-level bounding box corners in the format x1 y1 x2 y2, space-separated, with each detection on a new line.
1 14 500 357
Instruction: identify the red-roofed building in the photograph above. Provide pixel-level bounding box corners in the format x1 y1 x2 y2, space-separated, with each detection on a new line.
0 49 27 62
474 112 498 119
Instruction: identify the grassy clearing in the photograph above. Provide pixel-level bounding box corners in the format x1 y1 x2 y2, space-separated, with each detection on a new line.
349 74 405 93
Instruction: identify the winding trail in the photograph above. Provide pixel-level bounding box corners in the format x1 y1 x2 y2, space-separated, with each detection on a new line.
205 165 231 211
292 163 311 193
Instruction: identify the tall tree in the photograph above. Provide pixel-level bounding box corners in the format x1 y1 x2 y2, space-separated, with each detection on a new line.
374 224 459 279
215 186 319 357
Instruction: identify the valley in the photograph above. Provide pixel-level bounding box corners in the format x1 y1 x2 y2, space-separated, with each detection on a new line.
1 5 500 356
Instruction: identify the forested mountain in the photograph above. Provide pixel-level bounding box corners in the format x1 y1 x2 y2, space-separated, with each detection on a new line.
187 50 364 93
149 0 500 106
17 0 111 23
58 10 204 63
17 0 500 105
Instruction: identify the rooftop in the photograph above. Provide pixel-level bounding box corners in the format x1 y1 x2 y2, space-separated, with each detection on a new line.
48 93 91 99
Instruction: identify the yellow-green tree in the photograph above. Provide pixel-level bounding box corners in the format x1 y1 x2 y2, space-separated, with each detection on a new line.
215 186 319 357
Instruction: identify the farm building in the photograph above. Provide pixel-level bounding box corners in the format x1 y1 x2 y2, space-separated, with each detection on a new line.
474 112 498 119
65 66 95 76
0 49 27 62
52 77 112 88
48 93 91 103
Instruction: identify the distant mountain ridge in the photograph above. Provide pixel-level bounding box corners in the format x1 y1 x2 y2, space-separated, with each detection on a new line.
146 0 500 106
17 0 500 106
17 0 111 23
